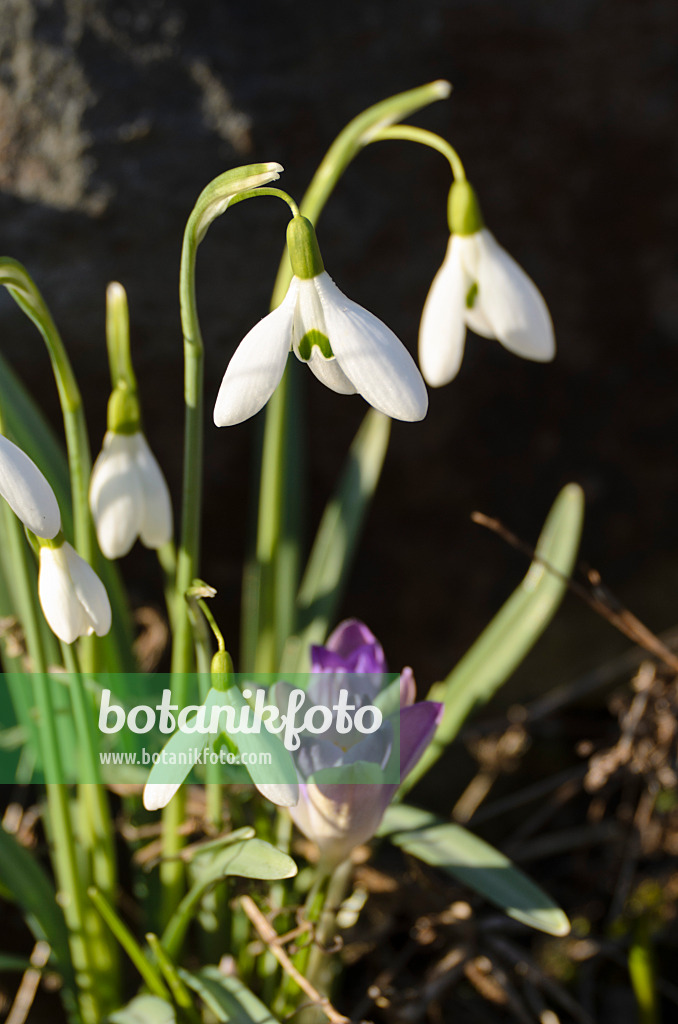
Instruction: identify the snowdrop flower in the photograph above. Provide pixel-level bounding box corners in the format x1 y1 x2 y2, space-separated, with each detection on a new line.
419 180 555 386
38 539 112 644
277 619 442 866
0 434 60 538
214 216 428 425
89 429 173 559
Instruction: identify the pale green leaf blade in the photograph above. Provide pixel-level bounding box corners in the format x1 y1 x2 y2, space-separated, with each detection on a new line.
109 995 177 1024
282 409 391 670
0 825 73 982
403 483 584 792
381 805 570 937
180 966 278 1024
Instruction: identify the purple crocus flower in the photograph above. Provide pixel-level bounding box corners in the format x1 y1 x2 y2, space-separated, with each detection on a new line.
286 619 442 866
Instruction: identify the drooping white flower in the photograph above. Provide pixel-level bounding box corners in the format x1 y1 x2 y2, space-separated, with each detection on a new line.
89 431 173 559
0 434 61 538
38 541 112 644
214 216 428 426
419 181 555 387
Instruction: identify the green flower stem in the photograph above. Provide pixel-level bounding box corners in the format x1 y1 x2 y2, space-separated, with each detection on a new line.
0 259 98 672
248 82 451 673
166 164 286 920
0 499 104 1020
146 932 200 1021
88 888 170 1000
370 124 466 180
105 282 138 392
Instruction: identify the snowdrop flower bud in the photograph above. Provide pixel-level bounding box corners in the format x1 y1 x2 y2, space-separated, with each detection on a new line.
89 388 173 559
38 538 112 644
419 180 555 386
214 216 428 426
0 434 61 538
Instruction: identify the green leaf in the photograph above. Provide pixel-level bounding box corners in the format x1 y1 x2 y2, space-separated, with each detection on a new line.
0 954 33 972
282 408 391 670
402 483 584 793
380 804 570 937
108 995 177 1024
180 966 279 1024
0 825 73 983
161 839 296 959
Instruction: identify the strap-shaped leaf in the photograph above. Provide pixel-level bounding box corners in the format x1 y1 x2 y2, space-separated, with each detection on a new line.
380 804 570 936
281 409 391 671
0 825 73 983
109 995 177 1024
180 966 278 1024
402 483 584 793
161 839 297 959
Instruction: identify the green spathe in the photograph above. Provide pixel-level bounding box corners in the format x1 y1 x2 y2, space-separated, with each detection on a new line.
286 216 325 279
447 180 484 236
106 387 140 435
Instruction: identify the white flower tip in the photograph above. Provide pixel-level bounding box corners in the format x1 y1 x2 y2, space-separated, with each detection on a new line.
432 79 452 98
255 781 299 808
106 281 126 302
143 782 180 811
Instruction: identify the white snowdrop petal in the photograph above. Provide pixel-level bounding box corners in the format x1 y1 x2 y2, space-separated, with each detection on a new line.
418 236 468 386
316 274 428 422
38 547 88 645
213 279 299 426
143 782 180 811
89 433 143 559
0 435 61 538
305 350 357 394
134 434 173 549
63 542 112 637
474 229 555 361
254 781 299 807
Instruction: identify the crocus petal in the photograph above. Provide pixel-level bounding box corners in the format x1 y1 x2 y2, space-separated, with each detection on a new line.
418 235 468 386
0 435 61 538
473 229 555 361
89 433 143 558
315 273 428 422
62 542 112 637
38 546 90 644
399 701 444 779
134 434 173 548
289 781 389 866
143 782 180 811
326 619 384 664
399 667 416 707
213 279 299 426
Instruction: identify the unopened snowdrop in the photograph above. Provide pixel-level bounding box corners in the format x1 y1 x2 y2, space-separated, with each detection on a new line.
419 180 555 386
38 539 112 644
214 216 428 425
90 425 173 559
0 434 61 538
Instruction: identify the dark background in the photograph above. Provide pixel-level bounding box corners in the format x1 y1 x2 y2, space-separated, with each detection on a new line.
1 0 677 697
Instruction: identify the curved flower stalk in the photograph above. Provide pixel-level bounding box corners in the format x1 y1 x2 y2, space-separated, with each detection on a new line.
90 430 173 559
282 619 442 867
38 538 112 644
214 216 428 426
419 180 555 386
0 433 61 538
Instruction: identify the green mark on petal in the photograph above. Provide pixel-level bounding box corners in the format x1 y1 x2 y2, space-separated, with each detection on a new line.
465 281 479 310
297 330 333 361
